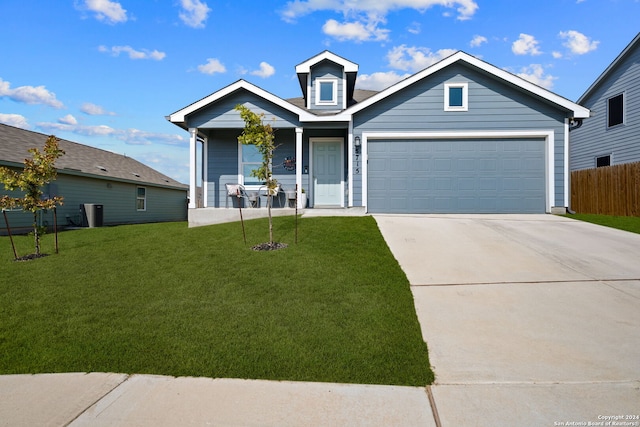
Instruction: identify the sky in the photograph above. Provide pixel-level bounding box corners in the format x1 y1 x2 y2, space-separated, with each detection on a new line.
0 0 638 184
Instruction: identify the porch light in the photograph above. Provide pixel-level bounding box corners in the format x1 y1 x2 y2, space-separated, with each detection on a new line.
354 136 361 155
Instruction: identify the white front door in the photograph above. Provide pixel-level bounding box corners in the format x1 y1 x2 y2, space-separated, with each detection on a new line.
312 139 343 206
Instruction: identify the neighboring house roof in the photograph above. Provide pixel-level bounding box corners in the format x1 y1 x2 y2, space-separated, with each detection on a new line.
578 32 640 104
348 51 590 119
0 123 186 190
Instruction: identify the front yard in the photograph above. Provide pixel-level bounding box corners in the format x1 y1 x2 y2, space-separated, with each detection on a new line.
0 216 433 386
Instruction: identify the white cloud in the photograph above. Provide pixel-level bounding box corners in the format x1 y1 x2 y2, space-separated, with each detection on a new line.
77 0 128 24
0 113 30 129
407 22 421 34
179 0 211 28
36 122 185 146
387 45 457 72
514 64 557 89
281 0 479 23
470 35 487 47
322 18 390 42
81 102 115 116
99 45 166 60
559 30 599 55
356 71 411 91
0 78 64 108
197 58 227 75
552 51 563 59
250 62 276 78
58 114 78 125
512 33 542 55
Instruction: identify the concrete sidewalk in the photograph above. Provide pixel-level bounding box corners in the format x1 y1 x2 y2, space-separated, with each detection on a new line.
0 373 436 426
376 214 640 426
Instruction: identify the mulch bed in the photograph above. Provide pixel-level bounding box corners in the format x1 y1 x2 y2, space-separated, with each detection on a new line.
251 242 288 251
14 253 50 262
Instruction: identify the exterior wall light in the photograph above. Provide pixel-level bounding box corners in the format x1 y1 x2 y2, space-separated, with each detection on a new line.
354 136 361 155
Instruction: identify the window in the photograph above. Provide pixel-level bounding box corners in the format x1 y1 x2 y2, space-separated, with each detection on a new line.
607 93 624 127
241 144 262 186
315 78 337 105
136 187 146 211
444 83 468 111
596 155 611 168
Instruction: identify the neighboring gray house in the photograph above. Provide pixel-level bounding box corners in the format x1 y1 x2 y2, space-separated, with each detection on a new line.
168 50 589 224
0 123 187 232
571 32 640 170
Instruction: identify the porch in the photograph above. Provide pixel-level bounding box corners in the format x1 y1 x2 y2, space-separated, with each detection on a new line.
188 206 367 227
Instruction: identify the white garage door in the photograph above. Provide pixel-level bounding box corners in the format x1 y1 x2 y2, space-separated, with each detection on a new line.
367 138 547 214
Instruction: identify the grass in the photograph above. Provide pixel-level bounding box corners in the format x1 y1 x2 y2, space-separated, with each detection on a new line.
566 213 640 234
0 216 433 386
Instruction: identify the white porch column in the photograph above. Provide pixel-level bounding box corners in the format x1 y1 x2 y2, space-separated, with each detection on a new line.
295 127 303 208
188 128 198 209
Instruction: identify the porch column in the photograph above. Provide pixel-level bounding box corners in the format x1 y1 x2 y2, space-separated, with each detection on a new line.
188 128 198 209
295 127 303 208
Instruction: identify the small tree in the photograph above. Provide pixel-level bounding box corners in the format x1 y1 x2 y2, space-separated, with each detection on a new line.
235 104 278 244
0 135 65 256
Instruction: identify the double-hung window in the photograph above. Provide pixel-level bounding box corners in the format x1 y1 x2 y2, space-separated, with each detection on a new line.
136 187 146 211
241 144 262 186
315 78 337 105
607 93 624 128
444 83 468 111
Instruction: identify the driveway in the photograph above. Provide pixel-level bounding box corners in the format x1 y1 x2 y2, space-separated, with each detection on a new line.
375 214 640 426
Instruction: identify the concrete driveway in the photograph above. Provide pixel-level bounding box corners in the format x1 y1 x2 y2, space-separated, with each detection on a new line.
375 214 640 426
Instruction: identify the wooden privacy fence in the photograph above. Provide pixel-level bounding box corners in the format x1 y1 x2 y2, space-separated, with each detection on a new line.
571 161 640 216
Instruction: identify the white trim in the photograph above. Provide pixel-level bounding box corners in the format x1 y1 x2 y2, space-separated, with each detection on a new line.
444 82 468 111
361 130 555 213
296 51 358 73
564 119 569 209
349 51 590 119
348 123 354 207
203 135 209 208
310 137 345 208
315 78 338 106
295 127 303 208
188 128 198 209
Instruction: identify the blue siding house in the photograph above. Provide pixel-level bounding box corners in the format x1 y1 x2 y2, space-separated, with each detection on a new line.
571 32 640 170
168 50 589 225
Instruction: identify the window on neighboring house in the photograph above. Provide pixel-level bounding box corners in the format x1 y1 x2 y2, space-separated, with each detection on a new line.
596 155 611 168
607 93 624 127
315 79 337 105
444 83 468 111
136 187 146 211
241 144 262 186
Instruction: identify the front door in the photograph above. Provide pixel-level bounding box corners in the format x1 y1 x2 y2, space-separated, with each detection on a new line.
312 139 343 206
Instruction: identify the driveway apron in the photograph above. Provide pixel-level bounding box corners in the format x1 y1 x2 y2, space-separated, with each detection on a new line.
375 214 640 426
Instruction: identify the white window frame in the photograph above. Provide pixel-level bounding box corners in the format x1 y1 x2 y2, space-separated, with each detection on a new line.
136 186 147 211
239 144 263 189
444 82 468 111
315 78 338 106
595 154 612 168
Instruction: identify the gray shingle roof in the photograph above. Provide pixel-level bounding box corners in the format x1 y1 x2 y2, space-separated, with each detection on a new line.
285 89 380 112
0 123 186 190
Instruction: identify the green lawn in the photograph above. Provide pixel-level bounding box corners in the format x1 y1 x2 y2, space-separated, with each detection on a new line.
0 216 434 386
566 213 640 234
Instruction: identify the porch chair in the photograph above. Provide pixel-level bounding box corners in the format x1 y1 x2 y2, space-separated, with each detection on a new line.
225 183 258 208
258 183 283 208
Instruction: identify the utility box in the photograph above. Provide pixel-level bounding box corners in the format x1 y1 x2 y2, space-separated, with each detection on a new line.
80 204 104 228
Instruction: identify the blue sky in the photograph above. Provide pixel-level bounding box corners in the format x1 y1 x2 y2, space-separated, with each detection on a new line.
1 0 638 184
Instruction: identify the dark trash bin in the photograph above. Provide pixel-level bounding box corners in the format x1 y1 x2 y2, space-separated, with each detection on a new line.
80 204 104 227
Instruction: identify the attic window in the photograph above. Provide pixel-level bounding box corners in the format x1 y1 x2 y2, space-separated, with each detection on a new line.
96 165 108 172
444 83 468 111
315 78 337 105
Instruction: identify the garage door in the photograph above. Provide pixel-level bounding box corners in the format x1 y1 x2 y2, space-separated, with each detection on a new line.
367 138 546 214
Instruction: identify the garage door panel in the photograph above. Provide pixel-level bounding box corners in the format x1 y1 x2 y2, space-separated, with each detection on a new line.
368 138 546 214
